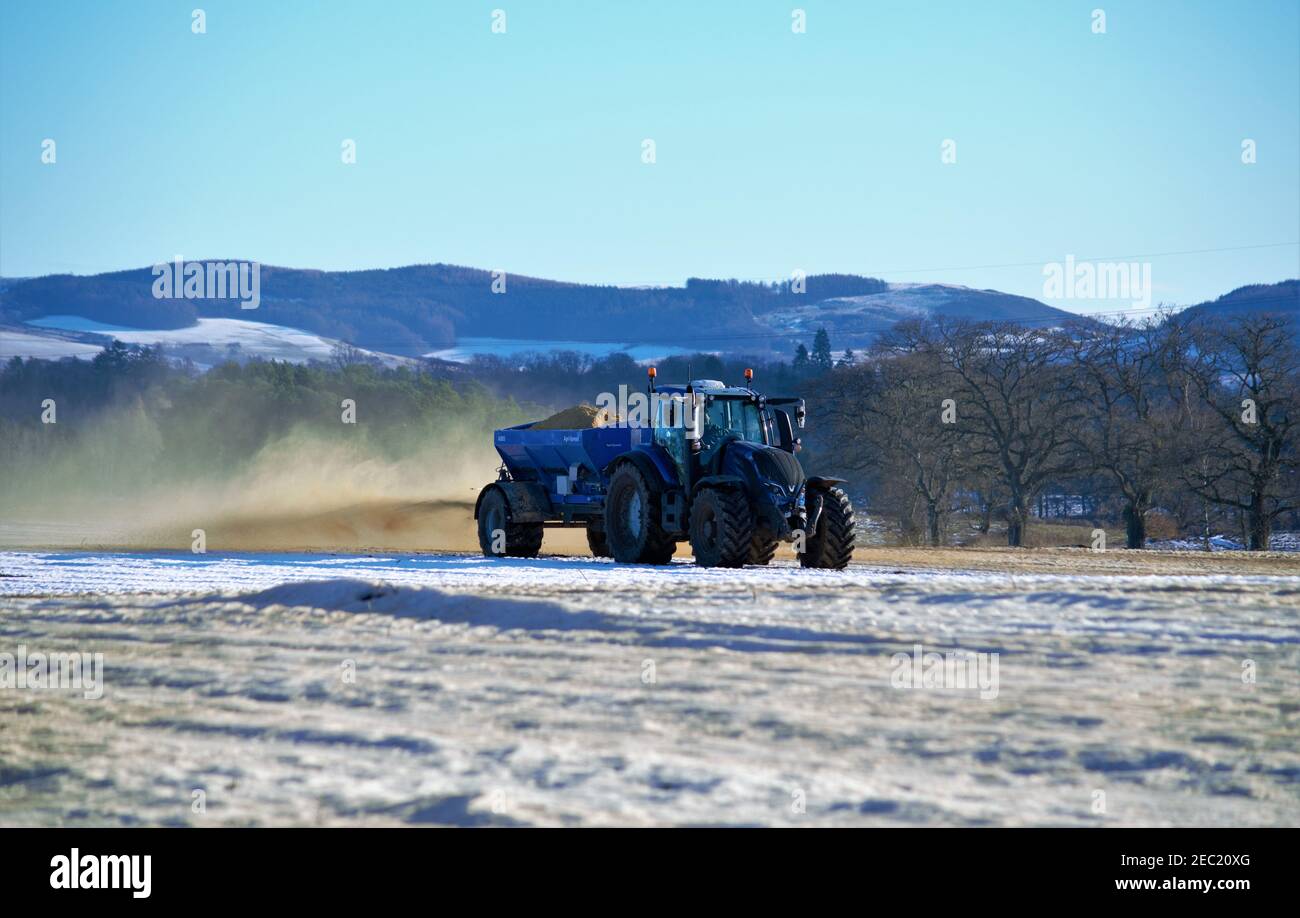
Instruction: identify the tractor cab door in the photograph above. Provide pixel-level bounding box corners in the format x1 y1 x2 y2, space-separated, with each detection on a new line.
653 395 692 487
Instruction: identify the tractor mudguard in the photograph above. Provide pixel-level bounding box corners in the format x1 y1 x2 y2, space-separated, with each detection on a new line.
606 446 680 491
474 481 553 523
803 477 846 534
800 475 852 533
692 474 746 494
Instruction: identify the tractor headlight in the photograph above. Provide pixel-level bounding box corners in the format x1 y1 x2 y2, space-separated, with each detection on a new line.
765 481 793 502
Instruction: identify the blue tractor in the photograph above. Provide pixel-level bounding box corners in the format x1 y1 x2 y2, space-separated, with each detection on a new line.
474 369 856 568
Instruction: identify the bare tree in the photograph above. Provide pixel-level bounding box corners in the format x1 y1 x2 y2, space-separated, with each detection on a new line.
1176 313 1300 550
815 309 1297 552
897 319 1084 547
820 349 964 545
1065 315 1185 548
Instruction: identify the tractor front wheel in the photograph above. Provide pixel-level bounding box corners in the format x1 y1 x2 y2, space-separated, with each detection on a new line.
798 486 855 569
689 488 754 568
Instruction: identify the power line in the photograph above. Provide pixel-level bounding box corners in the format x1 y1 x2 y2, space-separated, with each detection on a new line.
845 241 1300 279
7 241 1297 289
422 292 1300 349
609 241 1300 287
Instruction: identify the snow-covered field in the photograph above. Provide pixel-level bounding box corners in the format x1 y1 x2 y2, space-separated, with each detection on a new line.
1 550 1297 827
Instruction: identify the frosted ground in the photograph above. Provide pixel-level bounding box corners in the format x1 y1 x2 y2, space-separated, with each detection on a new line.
1 549 1297 827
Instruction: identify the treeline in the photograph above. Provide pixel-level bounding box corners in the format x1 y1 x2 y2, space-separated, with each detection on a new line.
814 312 1300 550
460 336 848 411
684 274 888 313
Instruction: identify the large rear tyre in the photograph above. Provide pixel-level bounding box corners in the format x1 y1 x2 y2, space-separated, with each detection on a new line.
604 464 675 564
477 488 544 558
689 488 754 568
798 486 855 570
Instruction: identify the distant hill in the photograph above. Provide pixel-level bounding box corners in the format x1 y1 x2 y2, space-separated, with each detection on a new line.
0 262 1114 360
5 265 1297 364
0 265 907 357
1176 280 1299 322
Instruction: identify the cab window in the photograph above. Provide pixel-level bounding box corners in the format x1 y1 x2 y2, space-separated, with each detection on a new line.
703 398 765 444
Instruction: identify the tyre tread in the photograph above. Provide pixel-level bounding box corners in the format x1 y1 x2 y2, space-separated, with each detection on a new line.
799 487 855 570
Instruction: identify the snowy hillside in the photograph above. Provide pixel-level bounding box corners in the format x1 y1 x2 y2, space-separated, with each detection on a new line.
6 315 405 367
1 263 1084 362
0 328 104 361
756 282 1079 352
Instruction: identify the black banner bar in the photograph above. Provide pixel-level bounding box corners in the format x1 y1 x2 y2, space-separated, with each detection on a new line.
6 827 1290 904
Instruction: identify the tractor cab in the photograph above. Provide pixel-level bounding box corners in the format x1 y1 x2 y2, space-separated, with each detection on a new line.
651 374 804 454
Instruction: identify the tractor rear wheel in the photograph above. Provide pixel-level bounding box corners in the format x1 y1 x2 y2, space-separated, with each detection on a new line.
689 488 754 568
798 486 855 570
477 488 544 558
604 464 675 564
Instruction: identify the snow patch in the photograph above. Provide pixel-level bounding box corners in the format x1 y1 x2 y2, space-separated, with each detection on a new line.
0 329 104 361
15 316 403 366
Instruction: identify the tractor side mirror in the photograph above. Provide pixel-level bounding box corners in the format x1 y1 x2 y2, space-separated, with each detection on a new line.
795 400 806 429
773 409 795 452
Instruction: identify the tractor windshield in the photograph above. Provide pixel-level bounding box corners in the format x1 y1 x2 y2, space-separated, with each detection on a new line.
703 396 766 445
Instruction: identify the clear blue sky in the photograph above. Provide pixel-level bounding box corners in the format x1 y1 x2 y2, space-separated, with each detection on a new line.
2 0 1297 311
